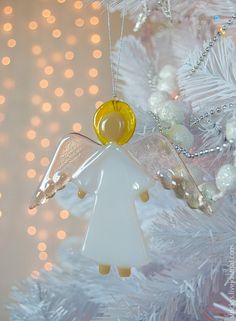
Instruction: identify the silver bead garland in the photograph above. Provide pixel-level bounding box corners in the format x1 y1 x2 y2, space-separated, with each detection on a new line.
150 111 234 159
190 13 236 75
191 103 235 126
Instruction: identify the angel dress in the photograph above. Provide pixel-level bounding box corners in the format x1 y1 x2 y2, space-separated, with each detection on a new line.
75 143 154 267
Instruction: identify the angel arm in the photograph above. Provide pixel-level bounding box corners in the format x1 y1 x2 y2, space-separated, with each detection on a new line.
29 133 101 209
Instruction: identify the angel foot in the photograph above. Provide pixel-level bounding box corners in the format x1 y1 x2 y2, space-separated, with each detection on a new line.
99 264 111 275
117 267 131 278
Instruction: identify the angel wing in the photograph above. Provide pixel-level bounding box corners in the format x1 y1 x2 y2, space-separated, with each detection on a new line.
128 133 212 214
29 133 101 209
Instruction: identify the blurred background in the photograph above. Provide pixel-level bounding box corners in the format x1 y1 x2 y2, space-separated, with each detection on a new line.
0 1 130 319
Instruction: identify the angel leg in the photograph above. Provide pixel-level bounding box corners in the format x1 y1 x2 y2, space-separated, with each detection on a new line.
117 267 131 277
99 264 111 275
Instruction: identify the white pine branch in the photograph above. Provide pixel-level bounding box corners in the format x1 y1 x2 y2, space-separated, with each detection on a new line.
178 37 236 108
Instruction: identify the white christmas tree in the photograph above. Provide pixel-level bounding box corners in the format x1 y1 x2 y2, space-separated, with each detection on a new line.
9 1 236 321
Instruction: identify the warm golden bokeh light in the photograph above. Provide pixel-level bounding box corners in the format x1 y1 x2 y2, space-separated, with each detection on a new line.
27 226 37 236
47 16 56 24
39 79 49 89
64 51 74 60
44 262 53 272
75 18 85 27
92 49 102 59
28 21 38 30
32 45 42 55
31 116 41 127
3 6 13 15
39 252 48 261
0 96 6 105
40 138 50 148
74 1 83 9
8 39 16 48
54 87 64 97
26 130 37 140
25 152 35 162
40 157 50 167
1 56 11 66
3 23 13 32
37 242 47 252
89 16 99 25
52 29 62 38
72 122 82 132
59 210 70 220
88 68 98 78
42 9 51 18
88 85 99 95
60 102 71 112
31 270 40 279
90 34 101 44
57 230 67 240
57 0 66 3
74 87 84 97
66 35 77 45
27 169 37 179
91 1 101 10
64 68 74 78
44 65 54 75
42 102 52 112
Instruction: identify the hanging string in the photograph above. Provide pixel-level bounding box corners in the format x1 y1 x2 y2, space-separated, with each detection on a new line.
106 1 127 98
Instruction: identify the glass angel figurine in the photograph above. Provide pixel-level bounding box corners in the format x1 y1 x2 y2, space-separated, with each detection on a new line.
30 100 210 277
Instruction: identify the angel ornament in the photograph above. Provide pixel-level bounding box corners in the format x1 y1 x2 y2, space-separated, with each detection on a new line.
30 100 210 277
75 100 154 277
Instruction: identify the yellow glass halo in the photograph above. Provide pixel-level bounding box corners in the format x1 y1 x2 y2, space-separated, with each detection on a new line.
93 99 136 145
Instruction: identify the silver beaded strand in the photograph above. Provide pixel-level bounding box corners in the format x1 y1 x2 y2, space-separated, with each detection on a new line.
150 111 234 159
190 13 236 75
191 103 235 127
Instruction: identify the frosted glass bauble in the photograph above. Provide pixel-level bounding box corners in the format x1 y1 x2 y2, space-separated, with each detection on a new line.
166 124 194 150
226 118 236 141
148 91 169 113
216 164 236 193
156 100 185 126
157 78 178 94
159 64 176 79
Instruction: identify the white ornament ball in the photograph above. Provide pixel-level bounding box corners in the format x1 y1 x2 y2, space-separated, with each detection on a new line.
156 100 185 126
216 164 236 194
148 91 169 113
157 77 178 95
159 65 176 80
226 118 236 141
166 124 194 150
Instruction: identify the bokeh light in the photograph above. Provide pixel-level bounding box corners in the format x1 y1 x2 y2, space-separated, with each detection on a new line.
74 1 83 9
3 6 13 15
90 34 101 44
28 21 38 30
